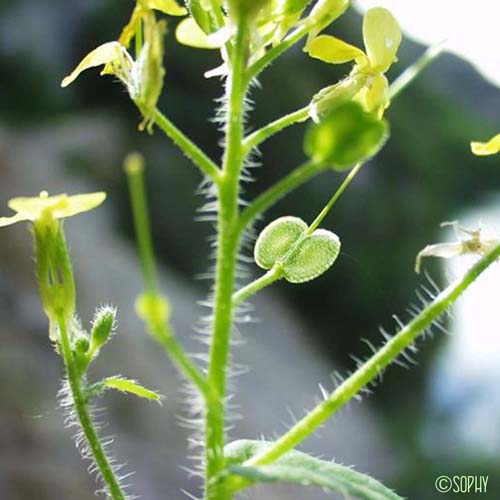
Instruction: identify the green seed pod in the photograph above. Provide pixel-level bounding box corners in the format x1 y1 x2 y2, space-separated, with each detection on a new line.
283 229 340 283
90 306 117 350
254 216 307 270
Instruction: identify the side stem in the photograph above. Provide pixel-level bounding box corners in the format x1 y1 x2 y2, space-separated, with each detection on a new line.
243 241 500 467
57 313 126 500
152 108 221 183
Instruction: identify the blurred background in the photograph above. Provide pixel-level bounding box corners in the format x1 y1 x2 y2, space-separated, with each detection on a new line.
0 0 499 499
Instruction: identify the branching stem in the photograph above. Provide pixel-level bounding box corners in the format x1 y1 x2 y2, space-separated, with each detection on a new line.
243 106 309 154
242 241 500 467
57 313 127 500
238 161 325 233
125 154 211 399
152 108 221 183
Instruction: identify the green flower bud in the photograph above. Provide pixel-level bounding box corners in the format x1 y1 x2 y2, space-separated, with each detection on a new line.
309 73 368 123
33 214 76 341
283 229 340 283
307 0 350 46
90 306 117 350
135 292 170 332
254 216 308 270
74 336 90 353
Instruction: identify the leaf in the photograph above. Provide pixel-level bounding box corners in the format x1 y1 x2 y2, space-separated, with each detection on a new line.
304 101 389 171
225 440 403 500
103 377 163 403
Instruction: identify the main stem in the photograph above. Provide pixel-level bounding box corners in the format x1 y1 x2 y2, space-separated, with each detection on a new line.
205 21 248 500
57 313 126 500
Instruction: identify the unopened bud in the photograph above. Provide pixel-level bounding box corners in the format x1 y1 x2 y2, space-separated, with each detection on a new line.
90 306 117 350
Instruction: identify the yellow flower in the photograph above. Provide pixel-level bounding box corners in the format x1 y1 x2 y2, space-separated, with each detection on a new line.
0 191 105 341
0 191 106 227
307 7 401 118
61 2 181 130
471 133 500 156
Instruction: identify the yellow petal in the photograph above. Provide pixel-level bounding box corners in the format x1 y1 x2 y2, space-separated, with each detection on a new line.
354 74 389 116
175 17 223 49
118 5 143 48
363 7 401 74
61 42 126 87
51 192 107 218
7 192 106 221
8 193 67 219
0 213 30 227
140 0 187 16
307 35 365 64
471 133 500 156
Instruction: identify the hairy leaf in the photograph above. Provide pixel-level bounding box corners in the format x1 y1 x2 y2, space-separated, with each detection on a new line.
225 440 402 500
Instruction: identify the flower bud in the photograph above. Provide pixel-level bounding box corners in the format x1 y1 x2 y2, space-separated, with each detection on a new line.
90 306 117 350
33 213 76 341
135 292 170 332
309 73 367 123
74 336 90 354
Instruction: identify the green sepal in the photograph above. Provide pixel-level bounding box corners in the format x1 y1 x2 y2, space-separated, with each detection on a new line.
187 0 214 34
304 101 389 171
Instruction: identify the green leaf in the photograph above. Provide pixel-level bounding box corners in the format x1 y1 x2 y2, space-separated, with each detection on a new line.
103 376 163 403
225 440 403 500
304 101 389 171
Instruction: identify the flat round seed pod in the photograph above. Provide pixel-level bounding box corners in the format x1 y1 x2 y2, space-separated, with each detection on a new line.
254 216 308 270
283 229 340 283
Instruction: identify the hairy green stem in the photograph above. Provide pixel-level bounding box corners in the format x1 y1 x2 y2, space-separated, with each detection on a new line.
125 154 211 399
243 241 500 467
246 22 311 82
232 266 283 307
238 161 325 233
243 106 309 154
57 313 126 500
152 109 221 183
205 21 249 500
